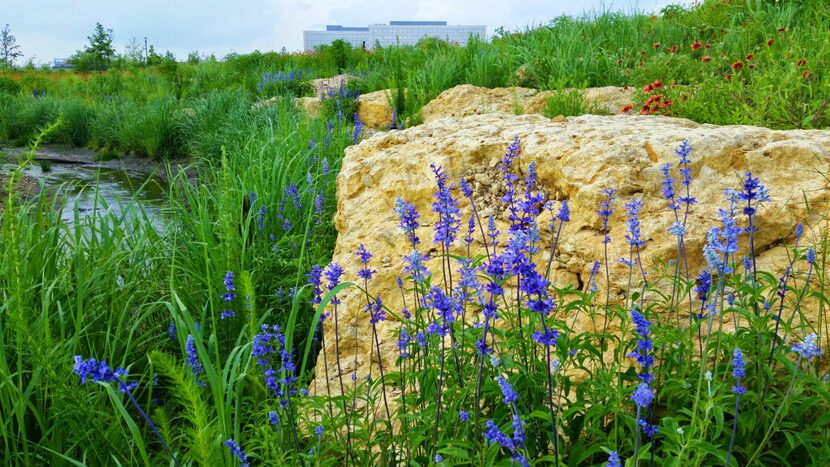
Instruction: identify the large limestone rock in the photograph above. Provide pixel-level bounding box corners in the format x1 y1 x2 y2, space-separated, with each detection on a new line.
421 84 636 123
311 112 830 395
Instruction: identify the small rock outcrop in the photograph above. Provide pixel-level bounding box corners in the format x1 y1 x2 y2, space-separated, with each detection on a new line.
421 84 636 122
310 74 356 98
357 90 398 129
311 111 830 395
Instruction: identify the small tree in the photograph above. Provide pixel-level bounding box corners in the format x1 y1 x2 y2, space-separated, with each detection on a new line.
71 22 115 71
123 37 144 66
0 24 23 67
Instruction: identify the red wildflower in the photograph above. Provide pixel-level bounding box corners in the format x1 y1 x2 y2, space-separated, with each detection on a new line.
640 51 646 56
670 81 677 88
701 55 712 63
796 58 807 67
651 80 664 89
669 45 678 54
802 70 811 79
748 64 756 70
621 104 634 113
640 105 650 115
777 27 786 34
617 59 623 65
724 74 732 81
732 61 744 70
653 42 661 49
691 41 702 50
643 83 654 93
746 53 754 60
767 38 775 47
704 43 712 49
661 99 673 108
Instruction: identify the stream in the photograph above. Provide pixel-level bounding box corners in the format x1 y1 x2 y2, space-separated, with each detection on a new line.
1 145 168 226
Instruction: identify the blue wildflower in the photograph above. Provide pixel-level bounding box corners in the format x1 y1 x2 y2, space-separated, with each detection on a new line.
625 198 646 248
731 348 747 395
483 419 514 450
307 265 324 305
737 172 770 216
792 333 821 360
315 424 324 436
598 188 616 244
398 325 412 358
403 250 429 284
356 244 375 280
352 112 363 143
185 335 206 386
629 308 654 383
695 269 711 302
224 439 249 467
557 199 570 222
487 216 500 247
606 451 622 467
532 328 560 346
285 184 301 210
497 375 518 404
73 356 124 384
632 382 654 408
459 410 470 422
324 263 343 291
395 197 421 246
221 271 236 320
430 164 461 246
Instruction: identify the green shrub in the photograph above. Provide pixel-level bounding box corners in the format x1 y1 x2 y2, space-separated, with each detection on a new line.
0 77 21 95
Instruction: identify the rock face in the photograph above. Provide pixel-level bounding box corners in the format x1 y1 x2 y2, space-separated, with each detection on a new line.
311 112 830 395
421 84 636 123
357 90 397 129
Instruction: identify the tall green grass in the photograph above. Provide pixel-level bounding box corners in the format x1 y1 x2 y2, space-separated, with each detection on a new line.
0 100 351 464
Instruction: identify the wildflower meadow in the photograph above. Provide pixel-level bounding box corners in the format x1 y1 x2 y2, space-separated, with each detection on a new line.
1 1 830 466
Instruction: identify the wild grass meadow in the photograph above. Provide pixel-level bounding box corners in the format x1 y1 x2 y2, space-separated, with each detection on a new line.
1 1 830 465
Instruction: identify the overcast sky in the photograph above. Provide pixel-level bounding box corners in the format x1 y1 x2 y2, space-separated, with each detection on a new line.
2 0 688 65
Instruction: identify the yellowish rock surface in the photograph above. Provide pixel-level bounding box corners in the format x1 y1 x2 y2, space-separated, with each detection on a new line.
311 111 830 395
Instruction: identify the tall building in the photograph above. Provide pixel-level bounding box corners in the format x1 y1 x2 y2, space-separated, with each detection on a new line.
303 21 486 51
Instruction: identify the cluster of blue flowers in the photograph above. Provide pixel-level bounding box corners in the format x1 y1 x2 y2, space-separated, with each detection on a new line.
252 323 297 408
221 271 237 319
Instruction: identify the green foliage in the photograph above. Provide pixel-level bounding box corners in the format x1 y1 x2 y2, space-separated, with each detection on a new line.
71 22 116 71
0 77 20 95
543 86 605 118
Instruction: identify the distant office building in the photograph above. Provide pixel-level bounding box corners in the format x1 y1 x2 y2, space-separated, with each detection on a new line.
51 58 72 69
303 21 486 50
